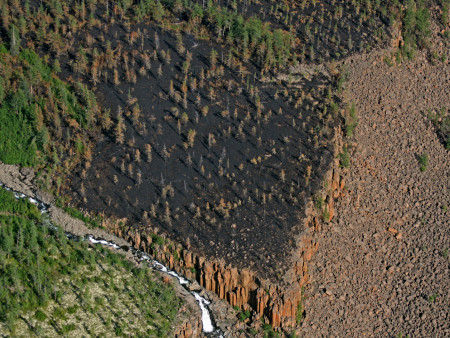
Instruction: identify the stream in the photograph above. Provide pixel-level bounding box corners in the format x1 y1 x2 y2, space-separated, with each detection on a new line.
0 182 224 337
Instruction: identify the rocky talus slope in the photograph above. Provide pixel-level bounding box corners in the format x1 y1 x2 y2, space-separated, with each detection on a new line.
299 50 449 337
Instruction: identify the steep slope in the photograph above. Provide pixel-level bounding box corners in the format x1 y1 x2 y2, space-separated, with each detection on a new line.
300 49 449 337
0 185 191 337
1 0 447 333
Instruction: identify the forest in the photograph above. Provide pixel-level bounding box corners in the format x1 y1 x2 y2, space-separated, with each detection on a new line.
0 186 183 336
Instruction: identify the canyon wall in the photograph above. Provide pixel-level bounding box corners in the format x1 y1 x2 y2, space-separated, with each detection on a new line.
0 125 346 331
104 126 347 329
174 313 202 338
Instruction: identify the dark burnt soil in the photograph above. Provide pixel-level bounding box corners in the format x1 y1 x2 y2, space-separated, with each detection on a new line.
1 0 342 281
61 21 338 280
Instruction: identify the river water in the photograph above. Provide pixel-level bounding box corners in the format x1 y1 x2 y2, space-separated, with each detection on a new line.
0 182 224 337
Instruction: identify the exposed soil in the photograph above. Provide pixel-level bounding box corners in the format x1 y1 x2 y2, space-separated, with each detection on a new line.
299 49 449 337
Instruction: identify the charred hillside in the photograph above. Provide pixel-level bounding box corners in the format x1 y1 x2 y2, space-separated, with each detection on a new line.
1 0 344 281
64 22 339 281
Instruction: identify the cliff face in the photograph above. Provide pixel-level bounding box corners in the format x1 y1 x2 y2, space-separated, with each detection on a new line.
0 162 204 337
102 127 347 330
173 296 203 338
174 320 202 338
0 126 346 331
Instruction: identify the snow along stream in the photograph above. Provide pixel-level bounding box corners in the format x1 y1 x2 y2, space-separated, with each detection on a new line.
0 182 223 337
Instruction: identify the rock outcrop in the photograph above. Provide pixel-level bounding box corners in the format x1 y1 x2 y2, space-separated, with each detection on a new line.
101 126 347 329
174 320 202 338
0 161 204 337
0 129 346 330
172 278 203 338
0 162 35 196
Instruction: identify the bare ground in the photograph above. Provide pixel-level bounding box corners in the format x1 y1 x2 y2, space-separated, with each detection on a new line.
299 50 449 337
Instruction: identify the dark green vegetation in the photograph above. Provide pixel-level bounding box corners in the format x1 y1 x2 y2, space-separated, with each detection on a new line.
418 152 429 172
0 45 102 195
0 47 93 166
428 293 438 302
0 47 42 167
235 306 251 322
401 0 431 59
262 322 281 337
339 145 350 168
344 102 358 138
0 187 182 336
296 302 303 324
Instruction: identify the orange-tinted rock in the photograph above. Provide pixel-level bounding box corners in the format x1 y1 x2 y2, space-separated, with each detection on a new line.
387 227 398 235
328 197 335 221
135 232 141 248
340 177 346 190
228 291 237 306
174 319 202 338
332 170 340 191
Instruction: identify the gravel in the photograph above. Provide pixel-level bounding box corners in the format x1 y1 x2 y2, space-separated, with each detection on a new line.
299 48 449 337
